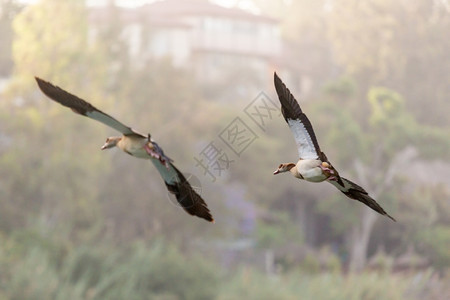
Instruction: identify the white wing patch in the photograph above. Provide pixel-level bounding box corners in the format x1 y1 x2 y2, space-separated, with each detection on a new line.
87 110 136 135
328 178 353 192
151 159 179 185
287 119 318 160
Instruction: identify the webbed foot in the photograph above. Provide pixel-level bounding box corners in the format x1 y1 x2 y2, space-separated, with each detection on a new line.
320 163 335 174
144 143 170 169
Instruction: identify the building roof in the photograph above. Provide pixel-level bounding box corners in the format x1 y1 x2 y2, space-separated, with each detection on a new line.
89 0 278 25
144 0 278 23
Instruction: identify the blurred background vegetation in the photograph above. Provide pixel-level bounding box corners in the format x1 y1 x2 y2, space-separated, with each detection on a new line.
0 0 449 299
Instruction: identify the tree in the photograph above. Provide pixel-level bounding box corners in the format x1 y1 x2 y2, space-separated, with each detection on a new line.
0 0 22 76
327 0 450 126
314 81 450 271
266 0 450 270
1 0 109 240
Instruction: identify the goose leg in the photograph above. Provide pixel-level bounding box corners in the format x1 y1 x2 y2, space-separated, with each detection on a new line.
320 162 337 180
319 164 335 174
144 143 170 169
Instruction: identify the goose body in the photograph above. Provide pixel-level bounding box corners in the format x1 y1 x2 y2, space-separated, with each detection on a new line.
296 159 328 182
273 73 395 221
116 135 157 159
35 77 213 223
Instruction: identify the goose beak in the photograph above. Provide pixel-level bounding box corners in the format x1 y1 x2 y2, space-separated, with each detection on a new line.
101 143 108 150
273 169 280 175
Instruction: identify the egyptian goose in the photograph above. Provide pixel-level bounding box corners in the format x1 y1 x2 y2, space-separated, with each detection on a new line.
272 73 395 221
35 77 213 223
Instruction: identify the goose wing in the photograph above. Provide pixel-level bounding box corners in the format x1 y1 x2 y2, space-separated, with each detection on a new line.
274 73 326 161
35 77 144 138
151 160 214 223
328 177 396 221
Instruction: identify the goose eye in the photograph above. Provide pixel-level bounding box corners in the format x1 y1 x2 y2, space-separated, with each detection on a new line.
278 164 283 168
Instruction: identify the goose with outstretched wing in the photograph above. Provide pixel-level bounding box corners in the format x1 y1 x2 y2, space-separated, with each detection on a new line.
272 73 395 221
35 77 214 223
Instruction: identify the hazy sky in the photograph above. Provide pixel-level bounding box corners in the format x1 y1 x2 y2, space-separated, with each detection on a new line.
17 0 261 12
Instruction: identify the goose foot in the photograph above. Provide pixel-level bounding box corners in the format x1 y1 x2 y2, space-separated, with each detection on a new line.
144 143 170 169
319 164 335 174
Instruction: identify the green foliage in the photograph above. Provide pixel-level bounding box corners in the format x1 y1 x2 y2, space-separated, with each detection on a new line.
218 268 435 300
323 76 357 99
11 0 92 89
92 241 219 300
327 0 450 125
1 0 110 242
300 252 321 274
256 212 304 249
402 184 450 270
368 87 405 124
419 226 450 271
298 247 342 274
0 232 444 299
0 0 22 76
2 232 442 300
0 235 219 300
311 100 367 165
367 86 450 160
310 79 449 270
367 87 415 156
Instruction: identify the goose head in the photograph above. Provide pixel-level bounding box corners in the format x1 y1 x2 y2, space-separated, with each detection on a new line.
101 137 121 150
273 163 296 175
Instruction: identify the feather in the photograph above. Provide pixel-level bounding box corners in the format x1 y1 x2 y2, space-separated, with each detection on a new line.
274 73 326 161
35 77 144 137
328 177 396 221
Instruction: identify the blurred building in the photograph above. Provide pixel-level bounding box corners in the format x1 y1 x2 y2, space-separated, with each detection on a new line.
89 0 282 89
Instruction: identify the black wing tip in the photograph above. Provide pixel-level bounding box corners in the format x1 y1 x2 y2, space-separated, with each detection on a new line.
168 186 214 223
35 76 53 87
167 169 214 223
273 71 285 94
273 71 304 120
385 213 397 222
339 178 396 222
35 76 51 91
351 192 397 222
204 214 215 223
274 71 280 82
185 199 215 223
185 196 215 223
34 76 62 100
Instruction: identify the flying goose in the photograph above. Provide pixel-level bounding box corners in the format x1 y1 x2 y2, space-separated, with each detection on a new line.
272 73 395 221
35 77 213 223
